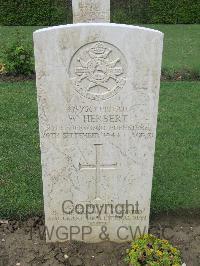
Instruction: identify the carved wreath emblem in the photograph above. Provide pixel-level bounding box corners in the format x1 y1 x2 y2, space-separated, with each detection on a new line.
69 41 127 100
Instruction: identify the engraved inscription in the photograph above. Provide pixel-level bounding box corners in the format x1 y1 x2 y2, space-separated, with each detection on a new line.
73 0 110 23
69 42 127 100
41 103 154 140
79 144 117 199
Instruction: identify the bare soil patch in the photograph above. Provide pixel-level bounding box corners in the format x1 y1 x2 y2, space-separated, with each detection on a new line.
0 214 200 266
0 72 199 83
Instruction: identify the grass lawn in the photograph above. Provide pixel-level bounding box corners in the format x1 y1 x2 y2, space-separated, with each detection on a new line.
0 81 42 218
0 81 200 219
0 25 200 75
147 25 200 74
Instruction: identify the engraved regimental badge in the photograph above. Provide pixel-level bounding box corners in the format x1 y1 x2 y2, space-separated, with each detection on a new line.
69 42 127 100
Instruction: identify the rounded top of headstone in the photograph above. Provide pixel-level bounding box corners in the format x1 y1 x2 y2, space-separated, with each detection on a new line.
33 23 164 38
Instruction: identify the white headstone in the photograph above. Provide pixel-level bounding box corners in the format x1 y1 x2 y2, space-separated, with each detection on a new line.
72 0 110 23
34 3 163 243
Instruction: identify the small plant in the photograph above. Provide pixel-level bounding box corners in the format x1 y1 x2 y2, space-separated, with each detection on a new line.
0 63 6 74
125 234 182 266
3 31 34 76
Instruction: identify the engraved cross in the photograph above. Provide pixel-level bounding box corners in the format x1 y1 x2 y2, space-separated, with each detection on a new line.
79 144 117 199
